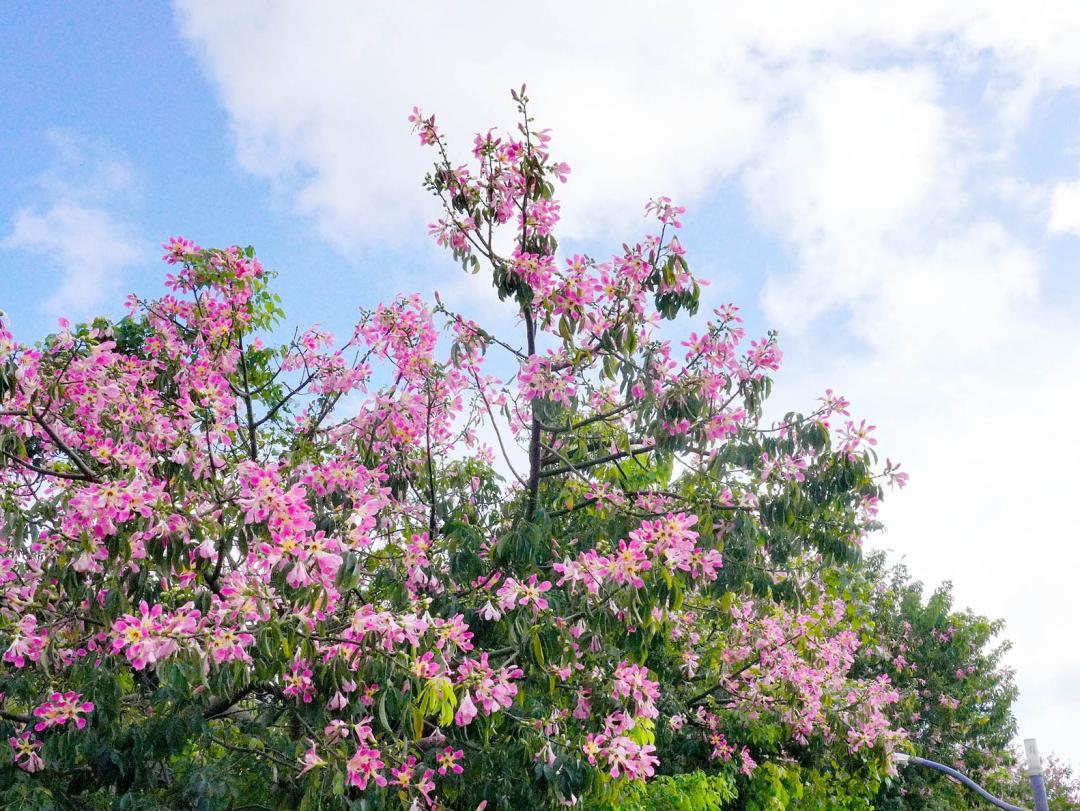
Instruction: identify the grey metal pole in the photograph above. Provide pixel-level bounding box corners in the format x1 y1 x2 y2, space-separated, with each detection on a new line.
1023 739 1050 811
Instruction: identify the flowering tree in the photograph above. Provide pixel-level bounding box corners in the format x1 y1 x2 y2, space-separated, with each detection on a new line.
1 89 912 810
852 555 1019 810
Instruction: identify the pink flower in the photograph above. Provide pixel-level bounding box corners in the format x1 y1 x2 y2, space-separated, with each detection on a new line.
842 418 878 458
390 755 421 788
436 746 464 775
605 736 659 779
517 574 552 613
607 538 651 588
209 626 256 666
581 733 606 765
3 615 47 668
346 746 387 791
573 692 592 720
645 195 686 228
32 691 94 732
110 600 200 670
298 741 326 775
455 690 478 726
162 236 199 264
408 106 439 146
518 353 575 406
495 578 521 611
739 747 757 776
411 651 443 680
612 661 660 720
9 733 44 772
283 658 315 703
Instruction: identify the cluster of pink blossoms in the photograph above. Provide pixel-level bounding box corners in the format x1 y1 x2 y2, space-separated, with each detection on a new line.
455 653 524 724
612 662 660 720
3 615 47 668
110 600 200 670
553 512 722 598
517 353 576 407
581 713 660 780
717 598 904 754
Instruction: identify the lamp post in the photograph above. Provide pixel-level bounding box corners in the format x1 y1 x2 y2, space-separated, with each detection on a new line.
1023 739 1051 811
893 738 1050 811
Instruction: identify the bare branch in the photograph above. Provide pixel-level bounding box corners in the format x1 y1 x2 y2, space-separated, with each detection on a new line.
0 449 95 482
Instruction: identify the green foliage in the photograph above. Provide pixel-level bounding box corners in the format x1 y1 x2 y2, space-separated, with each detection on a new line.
604 770 737 811
853 554 1019 810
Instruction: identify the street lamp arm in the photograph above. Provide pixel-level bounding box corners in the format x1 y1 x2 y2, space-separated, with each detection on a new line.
898 755 1029 811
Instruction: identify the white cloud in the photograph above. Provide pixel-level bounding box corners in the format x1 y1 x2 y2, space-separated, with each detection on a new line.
750 69 946 243
174 0 1080 763
749 67 949 334
1048 178 1080 234
173 1 1080 248
3 132 148 321
741 43 1072 763
173 1 762 246
5 203 144 319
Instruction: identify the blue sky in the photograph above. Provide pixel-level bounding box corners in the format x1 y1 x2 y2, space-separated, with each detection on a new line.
0 2 360 337
3 1 1080 764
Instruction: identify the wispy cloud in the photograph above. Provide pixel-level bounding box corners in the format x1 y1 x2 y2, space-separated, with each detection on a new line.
3 130 149 322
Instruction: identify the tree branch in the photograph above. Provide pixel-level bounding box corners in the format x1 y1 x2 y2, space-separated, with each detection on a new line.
30 411 99 482
472 370 526 487
0 708 31 724
535 402 635 435
236 334 259 461
523 309 542 520
538 444 654 479
0 449 95 481
252 371 316 429
425 384 438 538
204 681 263 720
